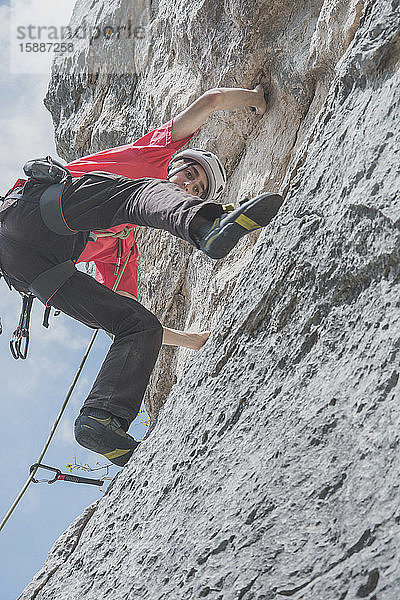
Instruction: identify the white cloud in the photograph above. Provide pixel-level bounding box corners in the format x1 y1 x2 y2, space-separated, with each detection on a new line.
53 416 75 445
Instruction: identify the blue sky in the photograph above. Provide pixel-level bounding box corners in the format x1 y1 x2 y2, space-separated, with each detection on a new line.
0 2 148 597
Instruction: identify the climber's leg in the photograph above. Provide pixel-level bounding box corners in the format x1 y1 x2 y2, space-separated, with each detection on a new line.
49 269 163 466
61 172 223 246
61 173 283 258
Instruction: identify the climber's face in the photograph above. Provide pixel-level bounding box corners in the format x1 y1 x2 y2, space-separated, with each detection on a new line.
169 161 209 198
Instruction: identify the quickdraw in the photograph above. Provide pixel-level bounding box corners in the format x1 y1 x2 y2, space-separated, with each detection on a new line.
30 463 107 488
7 290 61 360
10 293 34 360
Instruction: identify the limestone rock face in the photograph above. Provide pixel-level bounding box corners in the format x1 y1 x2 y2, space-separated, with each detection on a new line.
20 0 400 598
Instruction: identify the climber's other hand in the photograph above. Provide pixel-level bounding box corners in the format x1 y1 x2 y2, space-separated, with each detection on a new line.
252 84 267 115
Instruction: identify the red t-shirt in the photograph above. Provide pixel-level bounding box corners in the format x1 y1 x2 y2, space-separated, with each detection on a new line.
73 120 192 298
10 120 191 298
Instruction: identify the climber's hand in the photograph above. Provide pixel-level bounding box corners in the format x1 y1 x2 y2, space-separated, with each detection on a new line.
162 328 211 351
116 290 138 300
252 84 267 115
190 331 211 352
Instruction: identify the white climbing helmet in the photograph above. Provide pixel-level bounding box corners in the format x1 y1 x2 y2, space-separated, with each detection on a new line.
167 148 227 201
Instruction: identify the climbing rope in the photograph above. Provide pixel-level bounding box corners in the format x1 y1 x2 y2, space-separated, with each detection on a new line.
90 227 136 277
0 240 136 533
90 226 132 241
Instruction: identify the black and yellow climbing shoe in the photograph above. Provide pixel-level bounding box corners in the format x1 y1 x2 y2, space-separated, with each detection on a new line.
74 408 139 467
198 192 283 259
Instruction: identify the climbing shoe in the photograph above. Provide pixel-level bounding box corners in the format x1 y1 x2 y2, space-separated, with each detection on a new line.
74 408 139 467
198 192 283 259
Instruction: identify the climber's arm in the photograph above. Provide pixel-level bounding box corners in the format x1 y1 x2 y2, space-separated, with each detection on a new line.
171 85 267 142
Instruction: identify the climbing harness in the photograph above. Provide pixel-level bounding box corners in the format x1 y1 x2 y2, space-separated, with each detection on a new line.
1 156 135 359
4 229 136 360
0 157 76 358
30 463 107 488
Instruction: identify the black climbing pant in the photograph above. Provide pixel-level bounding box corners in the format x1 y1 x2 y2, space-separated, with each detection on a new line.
0 173 223 424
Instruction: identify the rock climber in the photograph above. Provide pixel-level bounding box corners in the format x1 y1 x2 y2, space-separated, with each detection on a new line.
0 85 283 467
71 84 270 351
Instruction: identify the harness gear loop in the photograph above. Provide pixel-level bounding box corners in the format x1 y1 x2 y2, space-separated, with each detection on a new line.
30 463 104 487
42 307 60 329
42 306 51 329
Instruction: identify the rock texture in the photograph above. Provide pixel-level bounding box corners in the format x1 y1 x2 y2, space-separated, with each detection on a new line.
20 0 400 598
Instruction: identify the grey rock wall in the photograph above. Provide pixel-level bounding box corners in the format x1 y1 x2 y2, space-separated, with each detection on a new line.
20 0 400 598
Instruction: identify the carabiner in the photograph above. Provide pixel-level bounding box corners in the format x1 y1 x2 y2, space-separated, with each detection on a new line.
10 294 33 360
10 328 29 360
30 463 61 484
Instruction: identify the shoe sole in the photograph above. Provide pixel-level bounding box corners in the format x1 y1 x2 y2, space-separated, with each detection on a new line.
200 192 283 259
75 415 138 467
